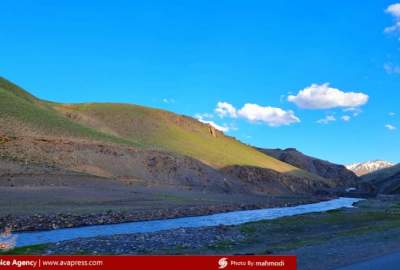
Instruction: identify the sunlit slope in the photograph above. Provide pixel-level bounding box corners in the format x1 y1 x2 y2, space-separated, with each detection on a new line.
0 76 309 175
0 77 136 146
54 103 301 172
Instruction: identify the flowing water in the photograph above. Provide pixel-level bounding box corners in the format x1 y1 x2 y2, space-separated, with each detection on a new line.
15 197 363 247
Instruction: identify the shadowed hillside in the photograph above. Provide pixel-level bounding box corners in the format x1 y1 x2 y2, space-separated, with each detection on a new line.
257 148 359 187
362 164 400 194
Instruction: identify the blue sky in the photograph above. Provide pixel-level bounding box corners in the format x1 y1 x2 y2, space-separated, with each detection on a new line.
1 0 399 164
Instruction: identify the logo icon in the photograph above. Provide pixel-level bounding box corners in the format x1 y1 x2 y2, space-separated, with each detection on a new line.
218 258 229 269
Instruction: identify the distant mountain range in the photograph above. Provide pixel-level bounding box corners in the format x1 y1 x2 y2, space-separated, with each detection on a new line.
361 164 400 194
346 161 395 176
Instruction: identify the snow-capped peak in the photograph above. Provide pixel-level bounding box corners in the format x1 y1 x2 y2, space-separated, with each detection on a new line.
346 160 395 176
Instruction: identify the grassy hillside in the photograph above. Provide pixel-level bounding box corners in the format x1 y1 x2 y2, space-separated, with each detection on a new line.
0 77 305 174
0 77 137 146
54 103 300 172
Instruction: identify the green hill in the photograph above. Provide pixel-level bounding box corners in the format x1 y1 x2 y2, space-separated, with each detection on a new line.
0 76 310 176
0 77 135 146
54 103 302 172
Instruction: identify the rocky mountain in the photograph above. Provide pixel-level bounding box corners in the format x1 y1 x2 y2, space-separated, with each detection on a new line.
257 148 359 187
361 164 400 194
346 160 395 176
0 76 331 195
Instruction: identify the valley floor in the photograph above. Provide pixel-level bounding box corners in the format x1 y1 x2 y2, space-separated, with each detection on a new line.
2 157 398 270
0 172 320 232
7 196 400 270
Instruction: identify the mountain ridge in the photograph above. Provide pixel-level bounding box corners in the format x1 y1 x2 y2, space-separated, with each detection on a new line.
257 147 359 187
361 164 400 194
346 160 395 176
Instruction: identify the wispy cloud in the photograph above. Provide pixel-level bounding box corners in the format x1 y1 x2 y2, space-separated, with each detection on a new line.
195 113 214 119
385 124 397 131
343 107 363 117
215 102 238 118
384 63 400 74
385 3 400 34
389 112 396 116
317 115 336 125
288 83 369 109
341 115 351 122
162 98 175 104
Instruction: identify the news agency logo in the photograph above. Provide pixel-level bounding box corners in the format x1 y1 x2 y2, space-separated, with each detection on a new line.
218 258 229 269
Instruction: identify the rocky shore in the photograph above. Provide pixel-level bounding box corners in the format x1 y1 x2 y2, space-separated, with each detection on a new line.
45 225 245 255
37 197 400 270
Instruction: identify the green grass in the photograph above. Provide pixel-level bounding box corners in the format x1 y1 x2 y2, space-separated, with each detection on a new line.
0 244 49 255
0 82 140 146
54 102 305 173
234 201 400 253
0 77 38 103
240 225 257 235
264 237 329 252
0 76 321 178
209 240 236 251
265 216 400 253
156 194 191 203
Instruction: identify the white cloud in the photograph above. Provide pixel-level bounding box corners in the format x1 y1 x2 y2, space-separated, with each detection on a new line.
288 83 369 109
213 102 300 127
162 98 175 104
201 120 229 132
387 3 400 17
385 22 400 33
238 103 300 127
215 102 237 118
196 115 229 132
389 112 396 116
385 3 400 33
385 124 397 131
384 63 400 74
317 115 336 125
341 115 351 122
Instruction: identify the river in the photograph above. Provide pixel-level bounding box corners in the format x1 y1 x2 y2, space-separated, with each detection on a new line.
14 197 362 247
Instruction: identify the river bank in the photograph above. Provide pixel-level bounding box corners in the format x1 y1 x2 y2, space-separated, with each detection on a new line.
13 198 359 247
10 196 399 270
0 182 327 233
